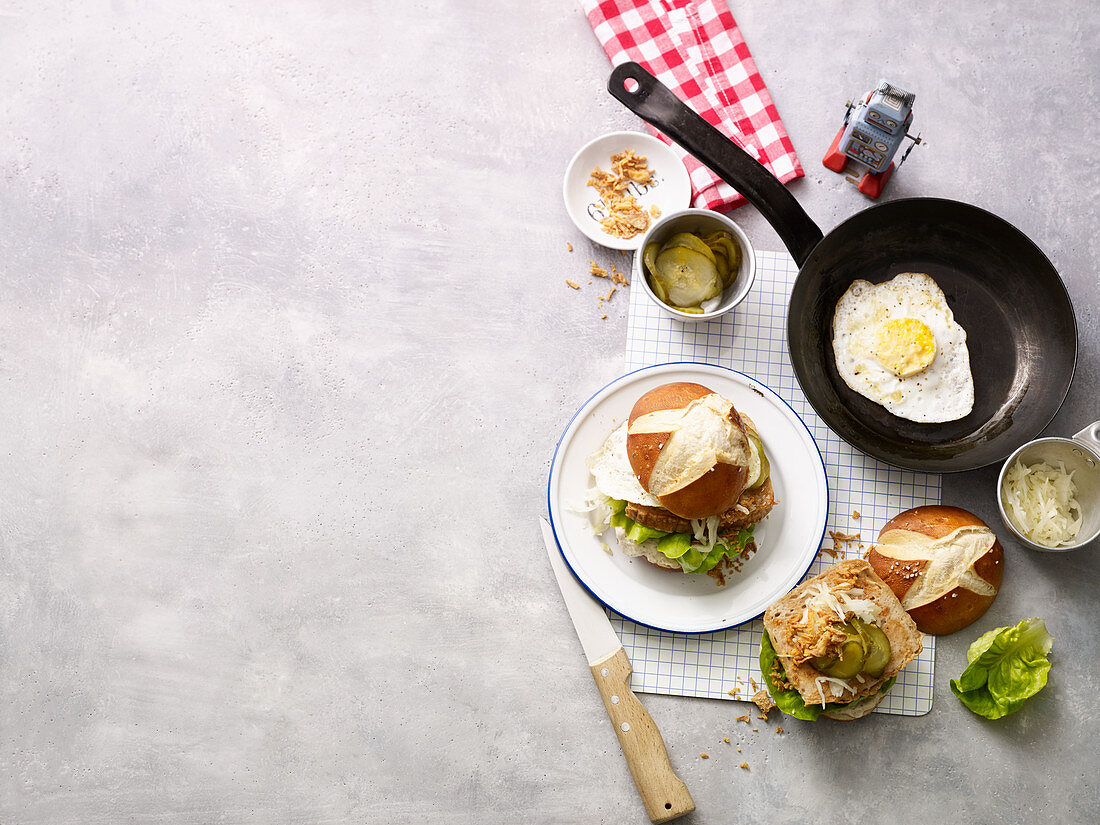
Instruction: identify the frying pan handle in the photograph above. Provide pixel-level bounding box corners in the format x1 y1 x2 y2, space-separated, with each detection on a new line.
608 62 823 267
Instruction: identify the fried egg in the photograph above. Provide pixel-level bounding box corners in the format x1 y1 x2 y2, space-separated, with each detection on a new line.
585 422 662 506
832 272 974 423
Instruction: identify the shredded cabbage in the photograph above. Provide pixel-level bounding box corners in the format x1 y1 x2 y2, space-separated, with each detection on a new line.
806 582 879 626
1002 459 1082 547
568 487 620 536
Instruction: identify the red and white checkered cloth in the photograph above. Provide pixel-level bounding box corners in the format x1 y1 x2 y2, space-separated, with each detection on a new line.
582 0 803 212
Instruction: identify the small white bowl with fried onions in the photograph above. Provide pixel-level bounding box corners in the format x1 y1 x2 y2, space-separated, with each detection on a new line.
997 421 1100 551
563 131 691 251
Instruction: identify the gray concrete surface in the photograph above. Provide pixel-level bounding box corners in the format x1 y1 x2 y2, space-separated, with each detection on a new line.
1 1 1097 823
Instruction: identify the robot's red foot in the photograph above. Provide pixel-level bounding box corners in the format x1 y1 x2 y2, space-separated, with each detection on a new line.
822 125 848 173
857 163 895 198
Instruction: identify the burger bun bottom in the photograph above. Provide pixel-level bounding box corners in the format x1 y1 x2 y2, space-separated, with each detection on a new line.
822 690 888 721
613 526 682 571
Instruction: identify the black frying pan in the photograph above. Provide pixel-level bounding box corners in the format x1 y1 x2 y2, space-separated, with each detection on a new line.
609 62 1078 472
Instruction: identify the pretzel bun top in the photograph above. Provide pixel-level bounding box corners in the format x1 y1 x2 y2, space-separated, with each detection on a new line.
868 505 1003 636
625 382 751 520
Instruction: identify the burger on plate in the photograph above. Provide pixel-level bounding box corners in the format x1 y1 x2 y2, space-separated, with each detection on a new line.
759 558 923 721
581 381 776 579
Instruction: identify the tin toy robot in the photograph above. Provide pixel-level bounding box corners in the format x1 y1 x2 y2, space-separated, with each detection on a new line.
823 79 924 198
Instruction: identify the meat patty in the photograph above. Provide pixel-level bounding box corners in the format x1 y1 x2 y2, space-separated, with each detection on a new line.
625 477 776 535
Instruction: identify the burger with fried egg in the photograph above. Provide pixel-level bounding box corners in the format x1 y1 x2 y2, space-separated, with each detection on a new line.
582 382 776 578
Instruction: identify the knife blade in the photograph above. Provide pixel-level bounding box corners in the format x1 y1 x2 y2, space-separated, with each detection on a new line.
540 518 694 823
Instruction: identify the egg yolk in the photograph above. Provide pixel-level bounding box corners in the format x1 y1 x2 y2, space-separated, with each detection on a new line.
872 318 936 377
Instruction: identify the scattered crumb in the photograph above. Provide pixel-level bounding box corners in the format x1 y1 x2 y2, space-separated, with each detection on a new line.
751 690 777 716
700 753 709 759
852 510 861 519
735 715 751 723
822 530 862 558
723 737 730 744
740 762 749 770
727 688 740 698
751 728 758 732
776 727 784 734
649 204 661 218
749 678 758 692
590 260 629 286
737 747 742 753
586 150 656 240
567 242 573 252
572 261 630 317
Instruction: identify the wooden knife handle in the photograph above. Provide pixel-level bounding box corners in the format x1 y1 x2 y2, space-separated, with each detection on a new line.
590 647 695 823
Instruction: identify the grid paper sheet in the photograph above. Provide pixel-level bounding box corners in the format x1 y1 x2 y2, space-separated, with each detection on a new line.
612 250 938 716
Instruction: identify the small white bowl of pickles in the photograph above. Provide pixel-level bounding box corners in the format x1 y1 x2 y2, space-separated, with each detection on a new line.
633 208 756 322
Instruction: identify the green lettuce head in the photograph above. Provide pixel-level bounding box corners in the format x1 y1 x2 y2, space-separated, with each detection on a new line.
950 618 1053 719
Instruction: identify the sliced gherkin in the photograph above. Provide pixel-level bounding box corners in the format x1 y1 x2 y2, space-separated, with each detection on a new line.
811 623 867 679
643 242 661 280
853 619 891 677
652 246 721 306
744 431 770 490
662 232 718 264
646 271 669 304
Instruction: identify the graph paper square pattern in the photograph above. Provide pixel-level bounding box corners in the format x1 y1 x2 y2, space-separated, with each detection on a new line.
614 249 937 716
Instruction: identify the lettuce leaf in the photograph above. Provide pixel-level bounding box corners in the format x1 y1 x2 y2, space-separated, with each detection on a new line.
610 509 752 574
949 618 1053 719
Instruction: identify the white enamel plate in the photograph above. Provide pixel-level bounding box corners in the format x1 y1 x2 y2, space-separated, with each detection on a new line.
547 363 829 633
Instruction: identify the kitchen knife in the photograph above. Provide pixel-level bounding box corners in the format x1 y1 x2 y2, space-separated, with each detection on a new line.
540 518 695 823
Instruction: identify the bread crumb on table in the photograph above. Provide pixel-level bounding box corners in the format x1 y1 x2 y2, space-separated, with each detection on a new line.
565 279 580 290
567 242 573 252
751 690 777 716
700 753 709 759
820 530 862 558
740 762 749 770
590 260 630 286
